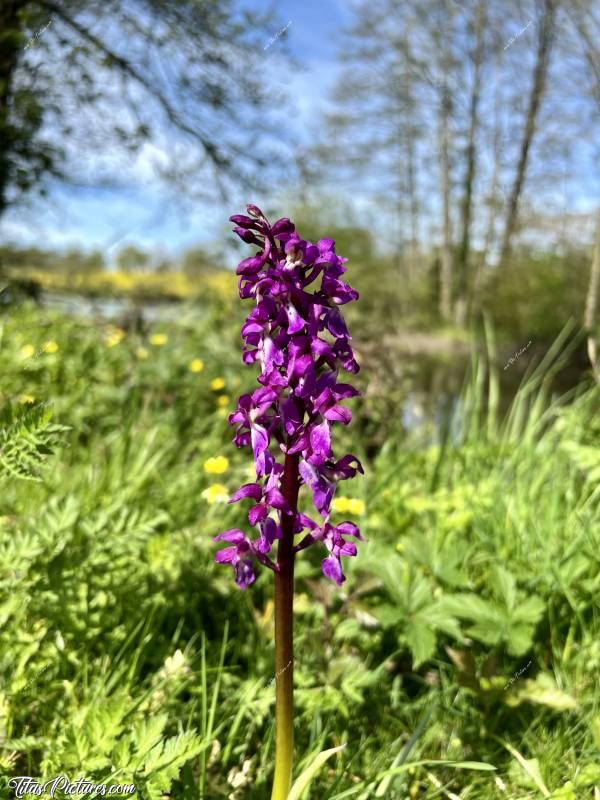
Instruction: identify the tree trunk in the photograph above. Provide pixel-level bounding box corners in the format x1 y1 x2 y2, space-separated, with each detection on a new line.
499 0 557 266
474 48 503 303
584 213 600 381
457 0 486 325
439 89 453 321
438 1 455 322
0 2 24 218
405 118 419 284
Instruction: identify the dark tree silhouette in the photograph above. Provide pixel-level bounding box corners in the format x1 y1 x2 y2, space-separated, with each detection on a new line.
0 0 286 216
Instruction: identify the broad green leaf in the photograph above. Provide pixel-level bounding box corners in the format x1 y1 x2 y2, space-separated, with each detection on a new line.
437 594 501 624
506 623 535 656
553 782 576 800
406 573 435 614
506 674 578 711
512 596 545 625
467 621 504 647
575 763 600 786
417 603 463 640
492 566 517 612
405 620 436 667
372 603 403 628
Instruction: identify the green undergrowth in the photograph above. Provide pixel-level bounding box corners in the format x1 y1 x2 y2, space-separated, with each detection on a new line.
0 304 598 799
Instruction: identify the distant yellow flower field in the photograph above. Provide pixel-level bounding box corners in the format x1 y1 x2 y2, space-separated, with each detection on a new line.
6 267 237 302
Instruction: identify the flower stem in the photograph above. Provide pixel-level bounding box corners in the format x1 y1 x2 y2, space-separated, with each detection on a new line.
271 451 300 800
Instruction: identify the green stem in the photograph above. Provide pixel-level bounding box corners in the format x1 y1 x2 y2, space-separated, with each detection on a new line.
271 451 300 800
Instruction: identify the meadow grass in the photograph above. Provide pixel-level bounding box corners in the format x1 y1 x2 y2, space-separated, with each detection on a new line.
0 302 599 799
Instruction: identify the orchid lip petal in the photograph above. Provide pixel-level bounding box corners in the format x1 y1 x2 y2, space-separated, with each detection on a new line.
229 483 263 503
214 529 246 543
321 555 345 585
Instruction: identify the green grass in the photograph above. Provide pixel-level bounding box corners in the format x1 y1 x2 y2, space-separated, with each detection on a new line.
0 301 599 799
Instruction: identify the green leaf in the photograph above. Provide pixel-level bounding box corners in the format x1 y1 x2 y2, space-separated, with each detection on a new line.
466 621 504 647
506 623 536 656
371 603 403 628
287 744 346 800
507 674 578 711
132 714 168 766
592 716 600 750
492 567 517 612
437 594 501 624
553 782 576 800
512 596 545 625
405 620 436 667
375 759 497 781
417 603 463 640
504 745 550 797
575 763 600 787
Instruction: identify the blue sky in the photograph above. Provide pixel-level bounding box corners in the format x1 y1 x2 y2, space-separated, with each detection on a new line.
0 0 350 262
1 0 597 262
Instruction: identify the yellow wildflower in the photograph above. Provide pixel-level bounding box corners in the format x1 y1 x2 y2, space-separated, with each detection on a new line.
20 344 35 359
189 358 204 373
149 333 168 346
347 498 366 515
105 327 125 347
331 497 350 513
331 496 365 515
136 347 149 360
18 394 35 404
210 377 225 391
217 395 229 408
201 483 229 505
203 456 229 474
43 340 59 354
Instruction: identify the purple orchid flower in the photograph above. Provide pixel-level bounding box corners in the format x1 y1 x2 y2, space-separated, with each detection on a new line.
213 529 256 589
213 204 363 588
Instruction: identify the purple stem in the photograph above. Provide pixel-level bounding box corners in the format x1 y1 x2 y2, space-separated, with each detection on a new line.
271 451 300 799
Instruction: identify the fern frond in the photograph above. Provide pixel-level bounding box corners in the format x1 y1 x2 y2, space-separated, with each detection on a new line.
0 401 68 481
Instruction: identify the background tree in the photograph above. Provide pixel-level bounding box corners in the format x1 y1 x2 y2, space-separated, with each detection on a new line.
0 0 285 217
181 246 215 278
499 0 558 266
309 0 597 328
116 244 149 273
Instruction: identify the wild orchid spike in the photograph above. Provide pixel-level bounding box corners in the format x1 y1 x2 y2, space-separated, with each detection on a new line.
213 204 363 800
214 205 363 588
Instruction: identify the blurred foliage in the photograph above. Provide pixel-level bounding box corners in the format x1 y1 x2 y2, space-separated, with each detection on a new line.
116 245 150 273
0 1 286 213
481 248 591 343
1 233 594 350
0 245 105 274
0 299 598 798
